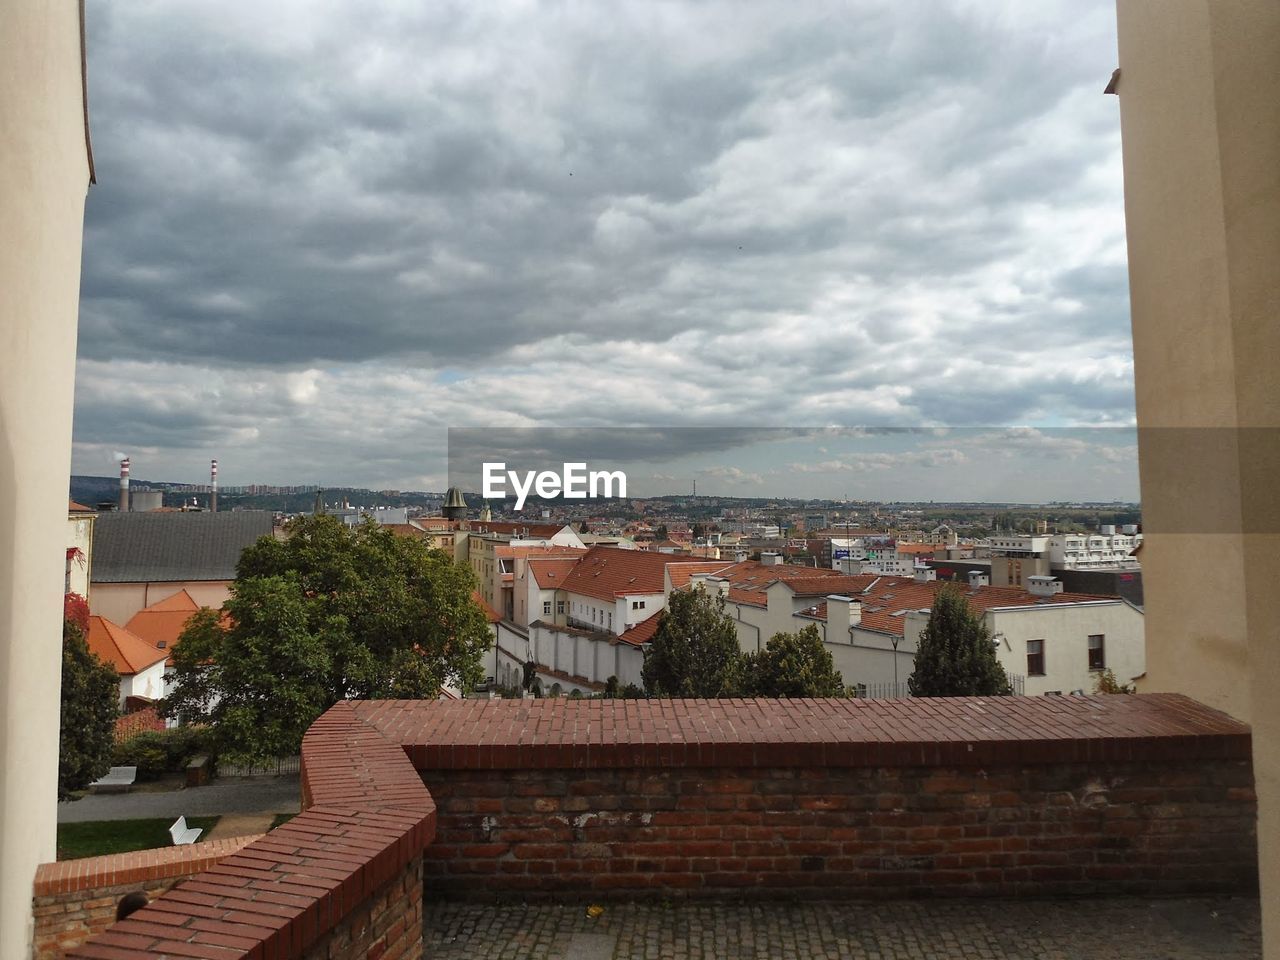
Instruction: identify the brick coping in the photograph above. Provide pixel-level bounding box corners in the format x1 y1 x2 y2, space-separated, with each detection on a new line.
35 834 263 897
353 693 1251 770
66 702 436 959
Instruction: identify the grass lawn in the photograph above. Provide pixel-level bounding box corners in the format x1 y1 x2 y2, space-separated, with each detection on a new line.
57 816 221 860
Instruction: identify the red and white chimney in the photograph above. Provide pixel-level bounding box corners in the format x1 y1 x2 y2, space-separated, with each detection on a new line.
119 457 130 512
210 458 218 513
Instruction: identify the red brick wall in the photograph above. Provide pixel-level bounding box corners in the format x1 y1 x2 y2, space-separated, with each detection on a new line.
33 836 260 959
420 761 1257 898
300 855 423 960
62 694 1257 958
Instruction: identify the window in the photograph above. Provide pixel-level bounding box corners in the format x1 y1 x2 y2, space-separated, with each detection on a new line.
1088 634 1105 670
631 600 646 610
608 612 613 630
542 601 551 616
1027 639 1046 676
556 600 565 614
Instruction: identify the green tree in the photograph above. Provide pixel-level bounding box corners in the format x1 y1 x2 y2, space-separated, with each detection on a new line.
162 515 492 763
691 523 706 540
655 524 669 541
1093 669 1136 694
908 585 1013 697
60 594 119 797
746 624 847 697
641 588 743 697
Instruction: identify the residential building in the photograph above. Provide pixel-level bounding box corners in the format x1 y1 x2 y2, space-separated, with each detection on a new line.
705 566 1144 697
85 616 169 708
66 500 96 597
88 511 275 623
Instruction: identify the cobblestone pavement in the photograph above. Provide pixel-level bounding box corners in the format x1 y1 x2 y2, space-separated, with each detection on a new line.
423 897 1261 960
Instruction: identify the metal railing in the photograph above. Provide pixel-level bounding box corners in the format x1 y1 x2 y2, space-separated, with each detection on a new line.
852 674 1026 699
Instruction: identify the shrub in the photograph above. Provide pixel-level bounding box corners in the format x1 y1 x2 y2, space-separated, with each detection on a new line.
112 727 215 780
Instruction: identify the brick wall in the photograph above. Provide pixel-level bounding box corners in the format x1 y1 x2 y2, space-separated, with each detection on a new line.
62 693 1256 957
65 702 436 960
300 855 423 960
33 836 260 959
420 761 1257 898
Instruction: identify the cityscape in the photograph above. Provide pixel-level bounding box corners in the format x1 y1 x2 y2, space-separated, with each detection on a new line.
2 2 1276 960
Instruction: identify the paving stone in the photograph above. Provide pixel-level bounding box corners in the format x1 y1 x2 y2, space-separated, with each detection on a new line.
422 898 1261 959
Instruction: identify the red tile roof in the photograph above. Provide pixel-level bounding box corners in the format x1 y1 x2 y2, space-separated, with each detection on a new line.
709 559 836 591
838 577 1116 637
559 546 681 602
665 561 731 590
114 706 167 742
526 557 582 588
125 589 203 654
494 544 585 560
68 499 95 513
471 591 502 623
86 615 169 675
895 542 945 555
617 610 664 646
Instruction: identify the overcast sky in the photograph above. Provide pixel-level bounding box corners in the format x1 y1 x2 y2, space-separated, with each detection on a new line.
72 0 1137 500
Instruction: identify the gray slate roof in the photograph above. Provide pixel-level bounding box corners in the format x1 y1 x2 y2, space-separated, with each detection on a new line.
91 511 275 583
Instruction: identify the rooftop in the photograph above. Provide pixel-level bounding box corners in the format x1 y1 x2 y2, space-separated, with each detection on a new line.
90 510 275 583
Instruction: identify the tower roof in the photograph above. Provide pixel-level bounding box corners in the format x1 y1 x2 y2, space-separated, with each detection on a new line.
443 487 466 509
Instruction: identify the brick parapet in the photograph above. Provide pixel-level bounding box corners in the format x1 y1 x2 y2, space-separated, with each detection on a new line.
58 693 1255 957
64 701 435 960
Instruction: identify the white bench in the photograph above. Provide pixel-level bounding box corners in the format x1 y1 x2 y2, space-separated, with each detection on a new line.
169 816 202 845
89 766 137 793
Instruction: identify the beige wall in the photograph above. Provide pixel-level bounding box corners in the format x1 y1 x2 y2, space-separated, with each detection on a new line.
90 580 231 624
0 2 92 955
1114 0 1279 954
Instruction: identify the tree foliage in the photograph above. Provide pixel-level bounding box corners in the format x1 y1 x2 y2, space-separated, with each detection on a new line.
1093 669 1136 694
60 595 119 797
908 586 1013 697
641 588 743 697
746 624 847 698
161 515 492 763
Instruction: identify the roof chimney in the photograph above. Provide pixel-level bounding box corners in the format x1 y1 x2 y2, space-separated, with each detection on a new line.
1026 575 1064 597
119 457 130 513
760 551 783 566
913 563 936 583
967 569 989 587
825 595 861 639
210 458 218 513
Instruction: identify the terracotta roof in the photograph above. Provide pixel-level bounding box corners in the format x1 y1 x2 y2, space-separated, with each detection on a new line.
665 561 731 590
784 574 881 597
69 499 95 513
706 559 835 593
617 610 664 646
559 546 681 602
471 591 502 623
834 577 1117 637
526 558 582 588
495 544 585 560
86 615 169 675
727 587 767 608
125 589 203 655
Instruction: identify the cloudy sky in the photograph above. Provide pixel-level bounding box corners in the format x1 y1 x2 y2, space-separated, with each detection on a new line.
73 0 1137 500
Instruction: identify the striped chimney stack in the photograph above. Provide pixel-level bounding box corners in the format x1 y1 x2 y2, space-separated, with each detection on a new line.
119 457 130 512
210 458 218 513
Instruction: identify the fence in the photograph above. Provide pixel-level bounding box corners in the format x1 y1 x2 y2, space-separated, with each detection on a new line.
216 755 300 777
853 674 1027 699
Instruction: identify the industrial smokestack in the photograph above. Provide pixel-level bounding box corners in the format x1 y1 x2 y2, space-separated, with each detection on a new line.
119 456 130 513
210 458 218 513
